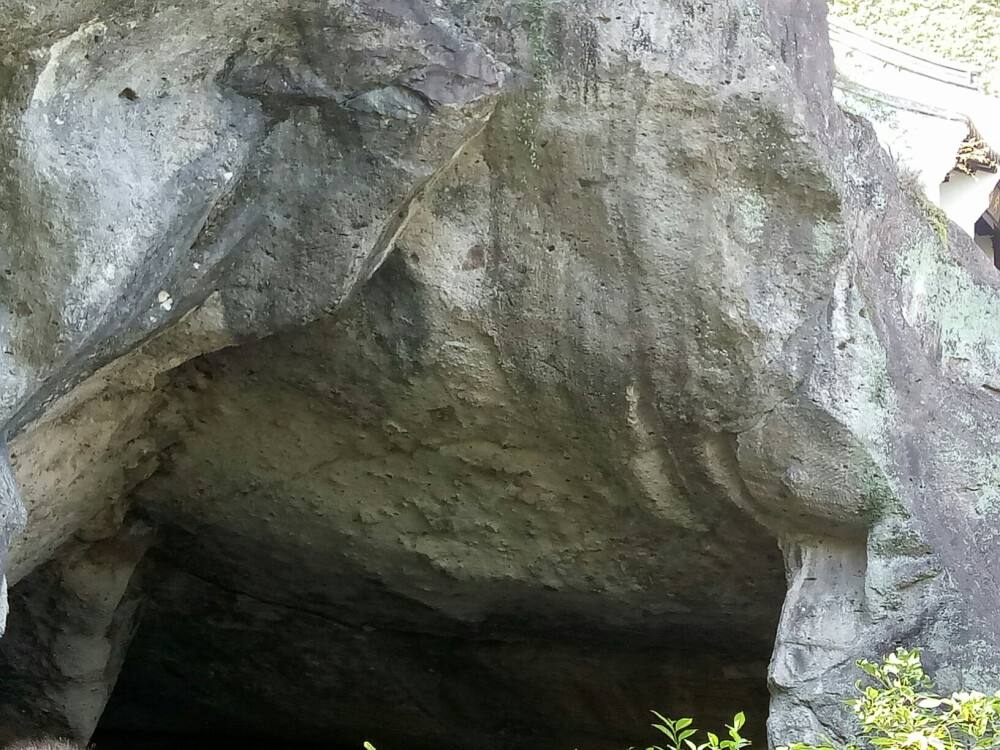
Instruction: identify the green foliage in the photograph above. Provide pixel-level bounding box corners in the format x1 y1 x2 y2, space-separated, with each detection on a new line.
829 0 1000 91
524 0 551 82
517 0 551 168
634 712 751 750
780 649 1000 750
897 166 950 246
362 713 749 750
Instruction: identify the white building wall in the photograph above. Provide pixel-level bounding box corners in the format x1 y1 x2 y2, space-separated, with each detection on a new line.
940 170 1000 237
830 18 1000 239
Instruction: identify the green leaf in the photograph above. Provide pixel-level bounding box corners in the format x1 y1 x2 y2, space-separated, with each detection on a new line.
676 718 694 730
859 661 880 678
733 713 746 731
651 711 677 728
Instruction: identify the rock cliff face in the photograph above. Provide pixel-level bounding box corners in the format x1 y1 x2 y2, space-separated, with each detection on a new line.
1 1 999 749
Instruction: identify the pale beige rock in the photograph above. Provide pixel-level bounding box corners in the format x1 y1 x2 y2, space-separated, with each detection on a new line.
7 294 234 585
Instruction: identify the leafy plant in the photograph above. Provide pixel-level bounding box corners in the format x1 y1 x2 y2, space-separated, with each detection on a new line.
780 649 1000 750
517 0 551 169
897 165 950 246
634 712 751 750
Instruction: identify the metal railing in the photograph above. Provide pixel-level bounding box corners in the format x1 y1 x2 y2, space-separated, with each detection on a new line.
828 18 980 90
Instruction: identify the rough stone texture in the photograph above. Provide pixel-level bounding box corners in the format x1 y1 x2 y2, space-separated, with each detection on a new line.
6 296 233 586
97 249 787 747
4 741 81 750
0 518 154 744
0 0 507 640
2 1 1000 749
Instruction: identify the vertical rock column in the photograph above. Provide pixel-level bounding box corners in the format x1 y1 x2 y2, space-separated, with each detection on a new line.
0 518 155 745
0 440 27 637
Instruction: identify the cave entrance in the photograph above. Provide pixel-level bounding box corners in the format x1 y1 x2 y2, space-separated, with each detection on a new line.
0 500 786 750
86 553 783 750
2 452 788 747
1 257 790 750
0 452 788 750
71 511 786 750
81 298 788 750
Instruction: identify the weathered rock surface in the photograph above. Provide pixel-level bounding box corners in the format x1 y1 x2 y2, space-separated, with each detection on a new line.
1 1 1000 749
